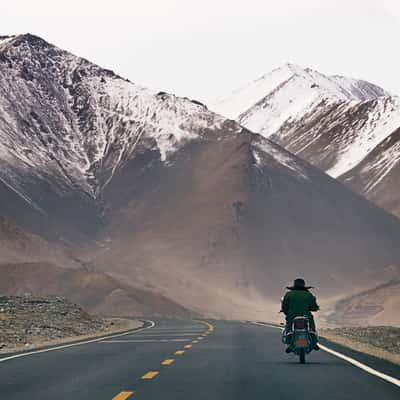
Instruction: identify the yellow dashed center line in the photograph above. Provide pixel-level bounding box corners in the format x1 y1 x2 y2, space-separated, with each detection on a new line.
112 391 134 400
203 321 214 332
161 358 175 365
142 371 159 379
112 322 215 398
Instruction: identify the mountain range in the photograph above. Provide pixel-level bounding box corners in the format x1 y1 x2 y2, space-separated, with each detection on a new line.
212 63 400 219
0 35 399 323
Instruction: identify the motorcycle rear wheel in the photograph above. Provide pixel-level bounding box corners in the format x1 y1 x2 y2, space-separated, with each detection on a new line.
299 349 306 364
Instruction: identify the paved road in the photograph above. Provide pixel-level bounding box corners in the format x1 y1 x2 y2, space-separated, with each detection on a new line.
0 319 399 399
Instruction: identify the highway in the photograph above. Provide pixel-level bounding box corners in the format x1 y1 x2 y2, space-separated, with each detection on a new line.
0 319 399 399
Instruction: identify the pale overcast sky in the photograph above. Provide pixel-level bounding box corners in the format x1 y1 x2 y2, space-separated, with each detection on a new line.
2 0 400 103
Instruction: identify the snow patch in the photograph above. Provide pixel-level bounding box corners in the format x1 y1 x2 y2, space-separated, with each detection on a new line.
252 139 310 180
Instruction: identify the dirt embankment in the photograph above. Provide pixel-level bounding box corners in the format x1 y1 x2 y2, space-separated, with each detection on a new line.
321 326 400 365
0 295 143 354
326 280 400 327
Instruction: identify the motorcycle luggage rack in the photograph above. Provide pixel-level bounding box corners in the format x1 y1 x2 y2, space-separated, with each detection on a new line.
293 317 308 330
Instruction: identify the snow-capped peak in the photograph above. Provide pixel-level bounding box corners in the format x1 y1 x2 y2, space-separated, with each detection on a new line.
211 63 389 123
211 63 392 142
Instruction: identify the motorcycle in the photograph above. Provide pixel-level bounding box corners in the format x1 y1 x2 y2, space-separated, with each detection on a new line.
282 316 318 364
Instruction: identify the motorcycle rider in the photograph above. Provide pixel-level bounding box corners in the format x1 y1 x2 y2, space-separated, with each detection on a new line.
281 278 319 353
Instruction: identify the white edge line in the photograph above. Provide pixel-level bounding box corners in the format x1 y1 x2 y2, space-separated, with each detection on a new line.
101 339 190 343
122 332 203 336
0 320 156 363
141 332 201 334
252 321 400 388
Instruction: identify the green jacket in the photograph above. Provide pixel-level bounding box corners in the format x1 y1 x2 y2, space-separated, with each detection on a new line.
282 288 319 323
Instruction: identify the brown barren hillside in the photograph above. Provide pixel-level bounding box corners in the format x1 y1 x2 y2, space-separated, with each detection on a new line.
0 263 194 317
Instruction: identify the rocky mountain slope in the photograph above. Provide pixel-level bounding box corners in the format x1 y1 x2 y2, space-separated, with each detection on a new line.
211 64 400 218
0 35 400 321
0 34 226 240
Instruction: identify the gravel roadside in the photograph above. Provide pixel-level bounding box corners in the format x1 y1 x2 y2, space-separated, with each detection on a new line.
0 296 144 354
321 326 400 365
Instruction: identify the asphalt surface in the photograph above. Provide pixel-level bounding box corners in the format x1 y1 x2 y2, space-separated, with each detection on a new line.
0 319 399 399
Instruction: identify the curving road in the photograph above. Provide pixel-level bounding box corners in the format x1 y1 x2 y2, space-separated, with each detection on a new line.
0 319 399 399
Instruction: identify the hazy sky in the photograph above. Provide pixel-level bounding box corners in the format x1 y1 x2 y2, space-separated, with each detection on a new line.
3 0 400 103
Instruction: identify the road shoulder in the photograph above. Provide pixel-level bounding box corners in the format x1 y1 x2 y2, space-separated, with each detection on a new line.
320 331 399 366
